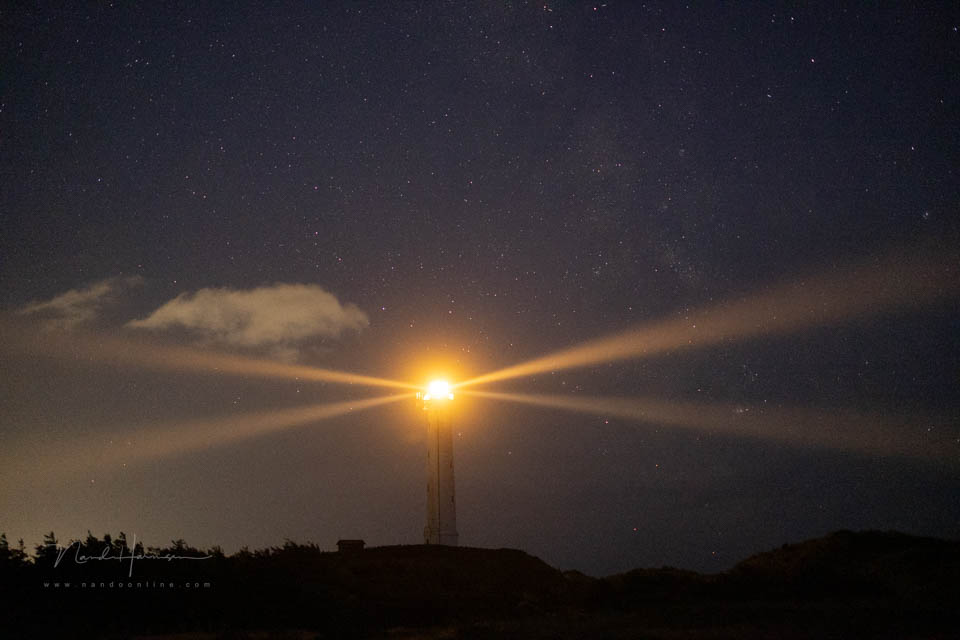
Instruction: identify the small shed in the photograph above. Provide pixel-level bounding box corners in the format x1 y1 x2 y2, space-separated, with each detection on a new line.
336 539 365 553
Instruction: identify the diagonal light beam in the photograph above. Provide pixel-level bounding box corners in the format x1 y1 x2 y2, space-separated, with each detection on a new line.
457 248 958 390
126 393 414 461
464 390 959 464
0 393 414 485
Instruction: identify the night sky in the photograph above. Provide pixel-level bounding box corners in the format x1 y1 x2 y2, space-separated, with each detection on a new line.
2 2 958 576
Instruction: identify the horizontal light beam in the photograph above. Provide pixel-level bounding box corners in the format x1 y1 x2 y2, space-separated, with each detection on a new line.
464 390 958 464
2 327 418 391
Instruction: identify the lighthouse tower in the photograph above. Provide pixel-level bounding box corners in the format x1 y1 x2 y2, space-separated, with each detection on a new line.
419 381 458 546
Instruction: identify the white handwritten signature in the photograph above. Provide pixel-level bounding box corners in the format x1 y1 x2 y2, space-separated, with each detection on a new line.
53 534 212 577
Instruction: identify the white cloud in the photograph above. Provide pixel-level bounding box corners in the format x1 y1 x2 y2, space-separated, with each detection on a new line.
127 284 369 355
17 276 144 330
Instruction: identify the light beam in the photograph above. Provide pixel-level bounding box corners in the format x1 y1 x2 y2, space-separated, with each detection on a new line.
1 326 418 391
457 248 958 389
464 390 958 464
0 393 414 485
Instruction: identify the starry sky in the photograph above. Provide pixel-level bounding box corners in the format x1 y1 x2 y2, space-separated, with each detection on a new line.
1 2 958 576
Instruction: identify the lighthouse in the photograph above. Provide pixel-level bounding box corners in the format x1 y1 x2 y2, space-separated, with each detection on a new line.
418 380 458 546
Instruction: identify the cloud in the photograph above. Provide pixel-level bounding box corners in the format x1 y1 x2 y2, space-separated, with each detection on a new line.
127 284 369 357
17 276 144 330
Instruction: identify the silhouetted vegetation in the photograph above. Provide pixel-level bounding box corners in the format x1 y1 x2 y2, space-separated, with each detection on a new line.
0 530 957 638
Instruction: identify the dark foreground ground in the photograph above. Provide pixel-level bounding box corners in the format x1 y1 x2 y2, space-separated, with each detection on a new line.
3 530 958 638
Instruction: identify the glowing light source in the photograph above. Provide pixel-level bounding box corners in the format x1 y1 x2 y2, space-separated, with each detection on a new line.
428 379 453 399
418 379 455 408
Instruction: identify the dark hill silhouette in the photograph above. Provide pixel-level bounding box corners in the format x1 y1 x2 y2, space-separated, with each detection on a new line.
325 544 569 620
2 529 957 638
726 529 960 607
